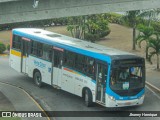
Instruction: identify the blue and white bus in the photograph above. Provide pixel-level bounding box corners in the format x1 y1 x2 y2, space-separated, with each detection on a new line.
10 28 145 107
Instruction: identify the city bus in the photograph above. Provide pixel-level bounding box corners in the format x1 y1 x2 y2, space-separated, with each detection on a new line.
9 28 145 107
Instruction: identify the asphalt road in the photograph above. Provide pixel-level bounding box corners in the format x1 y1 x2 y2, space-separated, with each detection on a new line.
0 56 160 120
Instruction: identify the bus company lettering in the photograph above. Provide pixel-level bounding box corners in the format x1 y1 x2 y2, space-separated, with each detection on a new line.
63 73 73 78
129 96 138 99
34 60 46 69
75 77 83 82
48 67 52 73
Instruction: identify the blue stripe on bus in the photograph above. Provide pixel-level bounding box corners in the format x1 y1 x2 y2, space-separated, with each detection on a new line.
91 80 96 84
106 88 145 100
13 30 111 63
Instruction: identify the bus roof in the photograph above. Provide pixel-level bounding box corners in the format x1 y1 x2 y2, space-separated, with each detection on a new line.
13 28 139 61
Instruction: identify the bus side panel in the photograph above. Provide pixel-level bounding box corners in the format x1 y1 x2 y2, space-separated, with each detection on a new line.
82 77 96 102
28 55 52 85
9 49 21 73
61 67 75 94
91 80 96 102
61 67 96 102
74 75 87 97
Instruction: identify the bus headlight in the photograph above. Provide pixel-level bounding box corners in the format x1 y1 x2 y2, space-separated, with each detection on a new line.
139 95 145 99
108 95 116 101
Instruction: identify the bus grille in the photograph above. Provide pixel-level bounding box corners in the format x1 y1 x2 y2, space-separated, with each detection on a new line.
114 88 143 96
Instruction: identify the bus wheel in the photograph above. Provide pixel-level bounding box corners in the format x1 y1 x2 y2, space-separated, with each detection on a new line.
84 89 93 107
34 71 42 87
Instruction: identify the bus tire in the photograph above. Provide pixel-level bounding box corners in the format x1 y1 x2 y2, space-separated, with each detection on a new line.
84 89 93 107
34 71 43 87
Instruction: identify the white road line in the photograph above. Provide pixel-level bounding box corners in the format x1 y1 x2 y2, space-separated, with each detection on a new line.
146 85 160 100
146 81 160 92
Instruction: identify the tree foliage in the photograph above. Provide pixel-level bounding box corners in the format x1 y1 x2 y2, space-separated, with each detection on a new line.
147 34 160 69
103 13 123 24
122 10 141 50
139 8 160 26
136 24 160 70
0 42 6 54
136 24 154 58
67 16 86 39
67 14 110 42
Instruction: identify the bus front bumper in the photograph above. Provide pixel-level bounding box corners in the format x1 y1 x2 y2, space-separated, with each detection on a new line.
105 94 145 107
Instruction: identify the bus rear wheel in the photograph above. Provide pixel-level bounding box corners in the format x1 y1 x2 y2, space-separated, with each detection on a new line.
84 89 93 107
34 71 43 87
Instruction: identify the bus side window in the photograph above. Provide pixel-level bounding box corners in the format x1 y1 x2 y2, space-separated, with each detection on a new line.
42 44 52 61
54 51 60 67
86 57 95 79
31 41 37 55
31 41 43 58
37 42 43 57
12 35 21 50
75 54 86 73
64 51 75 68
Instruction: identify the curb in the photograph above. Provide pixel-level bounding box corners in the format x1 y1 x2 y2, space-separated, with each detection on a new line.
0 52 9 56
0 54 9 56
146 81 160 93
0 81 51 120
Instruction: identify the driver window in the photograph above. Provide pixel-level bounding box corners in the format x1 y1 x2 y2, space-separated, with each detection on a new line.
119 69 129 80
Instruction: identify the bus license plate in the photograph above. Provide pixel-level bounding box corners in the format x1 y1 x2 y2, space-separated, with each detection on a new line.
125 102 131 105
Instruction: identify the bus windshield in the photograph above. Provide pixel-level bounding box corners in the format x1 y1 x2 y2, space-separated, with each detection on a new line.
110 66 145 91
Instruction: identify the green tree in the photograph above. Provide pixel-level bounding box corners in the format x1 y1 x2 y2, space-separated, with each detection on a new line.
123 10 141 50
86 14 110 37
147 34 160 70
103 13 123 24
67 14 110 42
140 8 160 27
85 14 110 42
136 24 154 59
7 44 10 51
67 16 86 39
0 42 6 54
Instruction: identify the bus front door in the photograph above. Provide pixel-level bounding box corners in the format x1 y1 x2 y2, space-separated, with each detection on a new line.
52 50 63 87
21 40 29 73
96 62 107 104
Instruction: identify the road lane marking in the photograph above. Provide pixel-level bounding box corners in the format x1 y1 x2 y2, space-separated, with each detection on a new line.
146 81 160 92
0 81 52 120
146 85 160 100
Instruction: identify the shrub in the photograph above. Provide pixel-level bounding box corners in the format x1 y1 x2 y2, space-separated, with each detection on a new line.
7 44 10 51
152 21 160 33
84 33 100 43
104 13 123 24
99 29 111 38
0 42 6 54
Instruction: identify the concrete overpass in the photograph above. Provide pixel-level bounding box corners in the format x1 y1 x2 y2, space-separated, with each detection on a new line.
0 0 160 24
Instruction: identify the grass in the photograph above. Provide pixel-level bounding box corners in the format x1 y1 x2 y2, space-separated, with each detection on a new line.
0 30 11 45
